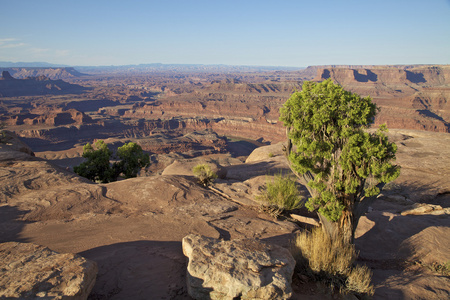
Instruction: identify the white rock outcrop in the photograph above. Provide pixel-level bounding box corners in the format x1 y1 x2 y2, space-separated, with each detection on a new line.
182 234 295 300
0 242 97 299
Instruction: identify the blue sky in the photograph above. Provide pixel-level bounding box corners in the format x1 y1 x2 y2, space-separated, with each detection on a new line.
0 0 449 67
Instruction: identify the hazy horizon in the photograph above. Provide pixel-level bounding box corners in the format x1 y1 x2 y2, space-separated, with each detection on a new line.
1 0 449 67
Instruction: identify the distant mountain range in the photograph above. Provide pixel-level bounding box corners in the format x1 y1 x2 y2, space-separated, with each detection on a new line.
0 61 303 73
75 64 304 75
0 61 70 68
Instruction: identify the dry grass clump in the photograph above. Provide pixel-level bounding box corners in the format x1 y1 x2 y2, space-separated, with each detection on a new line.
346 264 374 295
291 227 374 297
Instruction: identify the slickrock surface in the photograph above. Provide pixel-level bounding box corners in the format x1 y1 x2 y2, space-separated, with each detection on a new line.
0 136 298 299
182 234 295 300
0 128 449 299
0 242 97 299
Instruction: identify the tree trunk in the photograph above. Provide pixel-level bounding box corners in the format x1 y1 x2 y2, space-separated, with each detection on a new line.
283 133 317 197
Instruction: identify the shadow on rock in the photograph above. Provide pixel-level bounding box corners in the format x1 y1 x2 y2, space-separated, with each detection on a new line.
225 160 291 181
355 204 450 299
0 205 30 244
80 240 190 300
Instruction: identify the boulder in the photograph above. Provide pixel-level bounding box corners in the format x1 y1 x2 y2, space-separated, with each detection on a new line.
0 242 97 299
182 234 295 300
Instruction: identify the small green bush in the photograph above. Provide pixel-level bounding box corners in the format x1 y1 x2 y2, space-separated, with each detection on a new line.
268 152 275 158
256 174 303 211
431 261 450 276
192 163 217 187
418 260 450 276
291 227 374 296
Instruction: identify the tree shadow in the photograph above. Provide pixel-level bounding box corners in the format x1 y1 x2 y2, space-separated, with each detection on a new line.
382 179 449 205
355 212 446 263
355 180 450 299
261 232 298 249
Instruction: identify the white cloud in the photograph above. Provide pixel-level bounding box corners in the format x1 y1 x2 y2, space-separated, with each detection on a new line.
0 43 26 49
55 49 70 57
1 38 71 63
0 38 18 43
29 47 50 54
0 38 27 49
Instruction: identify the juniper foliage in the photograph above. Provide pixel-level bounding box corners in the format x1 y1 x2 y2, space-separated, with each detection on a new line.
280 79 400 238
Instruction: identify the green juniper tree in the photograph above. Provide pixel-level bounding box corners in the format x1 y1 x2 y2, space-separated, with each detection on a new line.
115 142 150 179
279 79 400 241
74 140 149 182
74 140 115 183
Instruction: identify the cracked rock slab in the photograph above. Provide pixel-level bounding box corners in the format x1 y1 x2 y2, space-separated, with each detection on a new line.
0 242 97 299
182 234 295 300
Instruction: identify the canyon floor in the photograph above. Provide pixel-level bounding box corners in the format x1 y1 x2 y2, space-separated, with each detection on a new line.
1 65 449 299
1 128 449 299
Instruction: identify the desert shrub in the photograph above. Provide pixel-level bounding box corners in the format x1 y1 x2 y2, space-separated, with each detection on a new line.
268 152 275 158
291 227 374 296
192 163 217 186
257 174 303 211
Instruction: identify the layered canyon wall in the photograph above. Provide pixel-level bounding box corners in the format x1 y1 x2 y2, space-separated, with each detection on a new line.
3 65 449 153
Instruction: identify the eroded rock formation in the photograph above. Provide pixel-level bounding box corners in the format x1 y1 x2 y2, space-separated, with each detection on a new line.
0 242 97 299
182 234 295 299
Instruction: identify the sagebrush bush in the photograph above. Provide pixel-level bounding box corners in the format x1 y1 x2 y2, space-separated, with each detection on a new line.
291 227 374 296
256 174 303 211
192 163 217 186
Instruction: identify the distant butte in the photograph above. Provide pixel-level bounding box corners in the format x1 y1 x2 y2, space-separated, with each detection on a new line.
0 67 88 80
0 71 89 97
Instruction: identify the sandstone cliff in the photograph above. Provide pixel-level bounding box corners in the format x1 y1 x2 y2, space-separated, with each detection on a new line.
312 65 450 132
